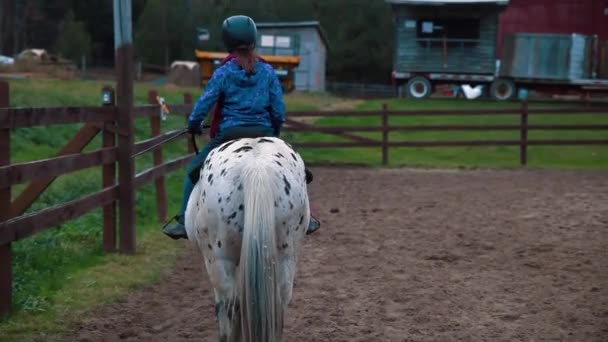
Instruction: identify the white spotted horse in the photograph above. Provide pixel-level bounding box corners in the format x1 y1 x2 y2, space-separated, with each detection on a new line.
184 136 310 342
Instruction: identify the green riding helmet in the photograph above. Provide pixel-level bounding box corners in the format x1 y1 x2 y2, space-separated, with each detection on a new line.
222 15 257 51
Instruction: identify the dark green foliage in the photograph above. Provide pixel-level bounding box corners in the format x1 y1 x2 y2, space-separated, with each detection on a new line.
0 0 395 82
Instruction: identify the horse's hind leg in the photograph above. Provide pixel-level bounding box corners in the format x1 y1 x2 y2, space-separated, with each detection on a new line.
210 259 241 342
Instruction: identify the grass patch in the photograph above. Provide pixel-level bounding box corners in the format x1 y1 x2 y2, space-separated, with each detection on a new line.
1 78 327 337
285 98 608 169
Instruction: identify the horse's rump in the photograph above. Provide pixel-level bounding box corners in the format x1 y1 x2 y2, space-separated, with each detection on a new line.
185 137 309 342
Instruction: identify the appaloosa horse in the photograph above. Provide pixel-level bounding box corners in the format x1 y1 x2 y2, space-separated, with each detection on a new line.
184 137 309 342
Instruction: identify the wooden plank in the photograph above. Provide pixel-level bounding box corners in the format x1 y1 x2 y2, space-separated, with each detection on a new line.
102 86 117 253
382 103 389 166
284 118 379 144
103 122 117 253
0 186 119 246
526 139 608 145
135 155 194 189
133 129 184 155
0 147 117 188
520 101 529 166
0 80 11 317
133 104 193 119
133 105 157 119
293 140 608 148
149 90 167 223
116 44 136 255
0 106 117 129
285 107 608 117
284 124 608 132
9 124 101 217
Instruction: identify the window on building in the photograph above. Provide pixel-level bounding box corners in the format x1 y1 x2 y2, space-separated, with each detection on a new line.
275 36 291 48
260 35 275 47
416 18 480 48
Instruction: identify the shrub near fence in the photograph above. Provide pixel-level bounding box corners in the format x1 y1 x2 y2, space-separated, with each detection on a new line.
0 81 197 316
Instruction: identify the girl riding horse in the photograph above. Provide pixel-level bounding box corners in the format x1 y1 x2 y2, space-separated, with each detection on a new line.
163 15 320 240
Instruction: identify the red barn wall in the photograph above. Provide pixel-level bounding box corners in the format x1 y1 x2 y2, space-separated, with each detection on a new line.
497 0 608 56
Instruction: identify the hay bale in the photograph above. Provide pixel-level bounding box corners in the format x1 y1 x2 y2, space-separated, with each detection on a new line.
168 61 201 87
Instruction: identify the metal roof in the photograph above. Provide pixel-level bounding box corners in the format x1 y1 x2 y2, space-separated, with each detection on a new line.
386 0 508 5
255 21 329 48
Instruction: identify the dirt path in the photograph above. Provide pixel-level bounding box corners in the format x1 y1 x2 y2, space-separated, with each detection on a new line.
71 168 608 341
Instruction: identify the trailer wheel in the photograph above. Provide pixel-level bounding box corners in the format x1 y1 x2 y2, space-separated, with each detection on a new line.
407 77 432 99
490 79 516 101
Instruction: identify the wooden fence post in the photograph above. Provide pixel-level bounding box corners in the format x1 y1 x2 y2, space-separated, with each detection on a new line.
102 86 117 253
148 90 167 223
116 49 136 254
183 93 194 154
114 0 136 254
520 100 529 166
382 103 389 166
0 80 12 316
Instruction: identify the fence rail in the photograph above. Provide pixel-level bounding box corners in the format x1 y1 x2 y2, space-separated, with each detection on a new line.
283 102 608 166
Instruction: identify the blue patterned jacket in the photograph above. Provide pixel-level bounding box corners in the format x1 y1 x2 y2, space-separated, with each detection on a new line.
187 59 285 135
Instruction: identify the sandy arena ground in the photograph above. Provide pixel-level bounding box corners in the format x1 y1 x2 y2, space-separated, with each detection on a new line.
71 167 608 342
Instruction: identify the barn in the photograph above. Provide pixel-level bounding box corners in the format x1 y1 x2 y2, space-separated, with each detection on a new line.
255 21 329 92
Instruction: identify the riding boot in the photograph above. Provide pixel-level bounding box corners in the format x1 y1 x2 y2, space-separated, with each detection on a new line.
162 215 189 240
306 215 321 235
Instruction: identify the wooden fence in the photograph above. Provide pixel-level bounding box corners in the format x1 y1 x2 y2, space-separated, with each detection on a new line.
0 81 197 316
1 80 607 316
283 103 608 166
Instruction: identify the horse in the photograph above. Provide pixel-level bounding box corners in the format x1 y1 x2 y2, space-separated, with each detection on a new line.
184 136 310 342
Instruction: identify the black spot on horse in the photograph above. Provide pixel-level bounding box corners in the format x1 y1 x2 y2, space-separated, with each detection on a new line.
202 190 206 197
219 140 237 152
286 228 290 236
208 174 213 183
226 196 231 203
220 168 227 176
238 204 244 211
237 183 243 191
207 244 213 250
258 138 273 143
290 153 297 161
283 175 291 195
218 197 222 203
282 243 288 249
289 201 294 210
275 153 285 159
233 146 253 153
274 201 278 208
299 215 304 225
282 221 286 226
275 160 282 167
217 240 222 248
228 211 237 220
221 208 224 213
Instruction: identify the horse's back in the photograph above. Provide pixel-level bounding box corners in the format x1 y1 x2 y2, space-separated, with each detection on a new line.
185 135 309 269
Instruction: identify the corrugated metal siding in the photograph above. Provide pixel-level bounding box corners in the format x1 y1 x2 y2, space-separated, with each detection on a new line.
497 0 608 56
600 41 608 79
393 7 498 74
499 33 594 80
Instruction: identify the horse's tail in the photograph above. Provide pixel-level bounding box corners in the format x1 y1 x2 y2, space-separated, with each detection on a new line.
239 162 282 342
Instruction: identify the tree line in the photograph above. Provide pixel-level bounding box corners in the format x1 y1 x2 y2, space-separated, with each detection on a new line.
0 0 395 83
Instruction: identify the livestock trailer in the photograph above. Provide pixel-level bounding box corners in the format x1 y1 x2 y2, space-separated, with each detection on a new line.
386 0 608 100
